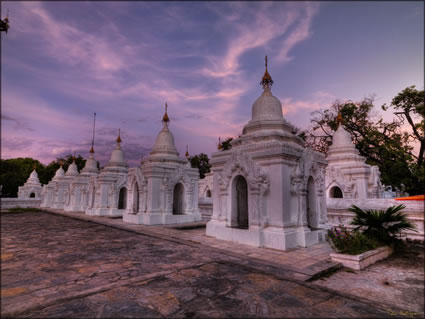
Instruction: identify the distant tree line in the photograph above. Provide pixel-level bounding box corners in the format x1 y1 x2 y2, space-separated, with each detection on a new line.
0 154 93 197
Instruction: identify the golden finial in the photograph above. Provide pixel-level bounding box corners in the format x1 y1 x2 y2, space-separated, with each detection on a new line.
33 163 36 170
59 159 64 167
260 55 273 89
116 128 122 143
72 152 76 161
337 111 343 126
162 102 170 123
90 112 96 154
218 137 222 150
185 145 189 159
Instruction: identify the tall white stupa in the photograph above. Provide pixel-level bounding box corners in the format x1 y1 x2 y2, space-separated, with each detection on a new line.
123 103 201 225
206 57 328 251
86 130 129 216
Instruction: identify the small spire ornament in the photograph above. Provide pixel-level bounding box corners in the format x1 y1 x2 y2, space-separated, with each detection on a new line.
260 55 273 90
185 145 190 159
336 106 343 127
116 128 122 144
90 112 96 154
162 102 170 124
218 137 222 150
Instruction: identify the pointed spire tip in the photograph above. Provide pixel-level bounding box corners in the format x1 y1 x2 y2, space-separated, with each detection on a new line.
116 128 122 144
162 102 170 123
260 55 273 89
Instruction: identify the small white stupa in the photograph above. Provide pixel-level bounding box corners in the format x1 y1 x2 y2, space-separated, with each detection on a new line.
40 162 65 208
86 130 129 216
326 113 382 199
65 147 99 212
18 165 43 199
51 157 79 209
123 103 201 225
206 57 328 251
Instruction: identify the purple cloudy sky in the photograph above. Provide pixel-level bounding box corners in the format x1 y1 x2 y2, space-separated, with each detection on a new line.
1 1 423 166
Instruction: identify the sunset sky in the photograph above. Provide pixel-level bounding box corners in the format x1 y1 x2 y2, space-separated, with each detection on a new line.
1 1 423 166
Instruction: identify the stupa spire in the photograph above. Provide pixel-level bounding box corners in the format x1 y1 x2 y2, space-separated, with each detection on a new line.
336 111 343 127
185 145 189 159
218 137 222 150
162 102 170 125
116 128 122 144
90 112 96 154
260 55 273 91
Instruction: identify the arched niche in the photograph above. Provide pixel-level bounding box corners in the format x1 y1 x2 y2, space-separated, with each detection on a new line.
330 186 343 198
133 183 139 213
172 183 184 215
306 176 317 229
231 175 248 229
118 187 127 209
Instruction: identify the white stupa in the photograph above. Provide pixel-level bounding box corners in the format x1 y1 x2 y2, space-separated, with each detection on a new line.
18 165 43 199
51 157 80 210
65 147 99 212
206 57 328 251
123 103 201 225
86 130 129 216
326 114 382 199
40 163 65 208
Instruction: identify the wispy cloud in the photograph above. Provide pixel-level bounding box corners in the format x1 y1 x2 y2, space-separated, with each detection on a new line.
2 1 322 165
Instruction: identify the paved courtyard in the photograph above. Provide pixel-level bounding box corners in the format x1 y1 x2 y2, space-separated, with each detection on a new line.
0 211 410 318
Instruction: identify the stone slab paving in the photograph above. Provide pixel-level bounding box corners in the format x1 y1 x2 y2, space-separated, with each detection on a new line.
1 211 409 318
313 245 425 317
41 209 339 280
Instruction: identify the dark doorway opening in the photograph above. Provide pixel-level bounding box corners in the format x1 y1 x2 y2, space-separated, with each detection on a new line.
235 175 248 229
118 187 127 209
173 183 184 215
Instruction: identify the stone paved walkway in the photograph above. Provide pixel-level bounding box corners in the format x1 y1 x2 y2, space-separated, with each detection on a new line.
1 211 410 318
42 209 337 282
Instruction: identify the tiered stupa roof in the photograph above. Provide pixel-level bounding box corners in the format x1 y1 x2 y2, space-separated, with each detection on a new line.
149 103 180 159
26 167 41 185
108 129 126 165
66 157 79 176
82 146 98 174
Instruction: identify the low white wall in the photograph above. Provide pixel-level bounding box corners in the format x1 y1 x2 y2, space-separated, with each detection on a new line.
0 198 41 211
327 198 424 243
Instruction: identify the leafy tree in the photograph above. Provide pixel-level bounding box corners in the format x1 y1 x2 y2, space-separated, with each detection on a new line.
219 137 233 151
306 86 424 195
0 158 42 197
189 153 211 179
383 85 425 170
0 154 88 197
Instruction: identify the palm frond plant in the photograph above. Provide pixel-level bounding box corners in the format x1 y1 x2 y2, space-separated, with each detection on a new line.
348 204 417 247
